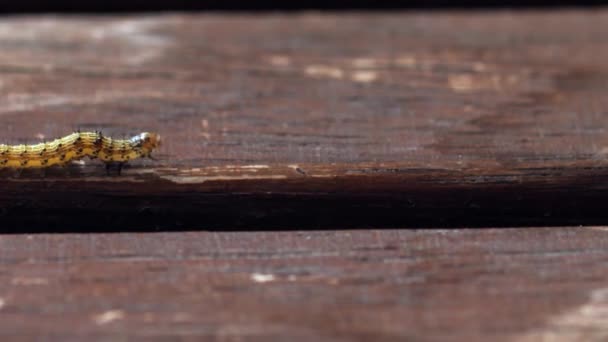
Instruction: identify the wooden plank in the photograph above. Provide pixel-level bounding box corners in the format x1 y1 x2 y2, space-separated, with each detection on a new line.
0 228 606 340
1 11 608 228
1 11 608 341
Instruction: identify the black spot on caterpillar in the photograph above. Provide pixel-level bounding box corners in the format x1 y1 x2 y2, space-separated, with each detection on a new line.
0 132 161 172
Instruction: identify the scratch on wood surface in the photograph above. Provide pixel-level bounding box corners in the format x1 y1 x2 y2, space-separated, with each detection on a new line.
93 310 125 325
250 273 276 283
519 288 608 341
304 65 344 79
351 71 377 83
351 58 378 69
11 277 48 285
4 176 146 183
266 55 291 67
160 174 288 184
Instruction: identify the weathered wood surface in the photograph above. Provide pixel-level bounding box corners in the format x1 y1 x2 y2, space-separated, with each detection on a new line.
1 10 608 341
0 11 608 228
0 228 607 340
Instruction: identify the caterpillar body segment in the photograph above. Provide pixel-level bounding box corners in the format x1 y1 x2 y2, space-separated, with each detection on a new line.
0 131 161 172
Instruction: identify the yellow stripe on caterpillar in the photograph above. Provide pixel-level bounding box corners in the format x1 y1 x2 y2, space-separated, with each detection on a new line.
0 131 161 169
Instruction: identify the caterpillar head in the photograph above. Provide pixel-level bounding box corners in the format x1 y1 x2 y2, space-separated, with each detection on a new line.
131 132 161 157
142 132 161 150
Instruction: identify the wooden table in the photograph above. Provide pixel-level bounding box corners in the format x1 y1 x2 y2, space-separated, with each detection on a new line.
0 10 607 340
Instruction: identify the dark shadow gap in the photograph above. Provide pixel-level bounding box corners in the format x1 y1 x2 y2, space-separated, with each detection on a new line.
1 163 607 233
0 190 605 233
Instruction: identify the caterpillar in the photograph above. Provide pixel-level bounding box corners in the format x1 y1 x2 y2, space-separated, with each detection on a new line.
0 131 161 174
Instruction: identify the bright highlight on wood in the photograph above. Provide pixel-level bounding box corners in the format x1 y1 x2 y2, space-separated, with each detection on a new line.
0 131 161 173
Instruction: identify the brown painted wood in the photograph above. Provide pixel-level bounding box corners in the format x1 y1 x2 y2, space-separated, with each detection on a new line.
1 10 608 340
0 11 608 229
0 228 606 340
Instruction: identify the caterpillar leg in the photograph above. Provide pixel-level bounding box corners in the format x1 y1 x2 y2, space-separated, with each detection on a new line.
104 162 125 176
11 168 23 179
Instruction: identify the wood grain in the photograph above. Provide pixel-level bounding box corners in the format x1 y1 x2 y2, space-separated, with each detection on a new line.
0 228 606 340
1 12 608 228
1 10 608 340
